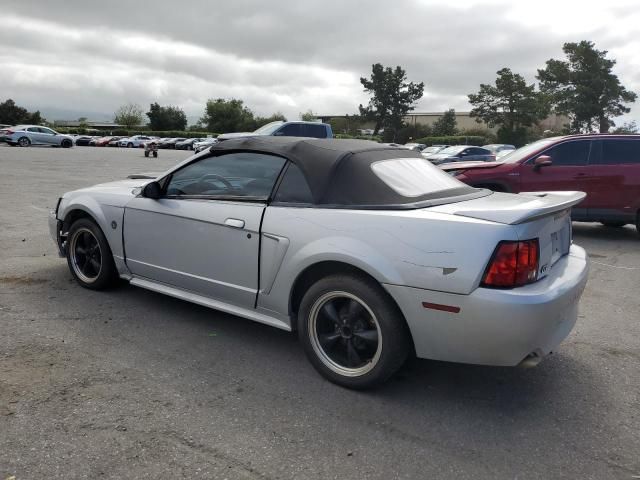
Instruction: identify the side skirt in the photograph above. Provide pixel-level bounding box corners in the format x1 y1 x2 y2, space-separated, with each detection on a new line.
129 276 292 332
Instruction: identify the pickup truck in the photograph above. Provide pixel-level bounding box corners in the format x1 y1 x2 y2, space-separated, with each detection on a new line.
217 121 333 141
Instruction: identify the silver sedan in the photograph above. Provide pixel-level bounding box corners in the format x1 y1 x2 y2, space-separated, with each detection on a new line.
2 125 74 147
49 137 588 389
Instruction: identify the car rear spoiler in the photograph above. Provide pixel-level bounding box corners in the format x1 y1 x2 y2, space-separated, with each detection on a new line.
442 191 587 225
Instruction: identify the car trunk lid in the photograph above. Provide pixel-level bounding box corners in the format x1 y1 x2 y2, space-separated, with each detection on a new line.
431 190 585 279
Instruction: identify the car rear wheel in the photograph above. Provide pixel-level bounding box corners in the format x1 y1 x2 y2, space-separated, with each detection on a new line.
17 136 31 147
600 221 626 228
298 274 410 389
66 218 118 290
61 139 72 148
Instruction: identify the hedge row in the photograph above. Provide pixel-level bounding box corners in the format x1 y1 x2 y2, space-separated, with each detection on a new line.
335 133 383 142
54 127 217 138
414 135 488 146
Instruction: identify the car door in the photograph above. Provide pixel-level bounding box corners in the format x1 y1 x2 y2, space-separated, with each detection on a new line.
26 127 45 145
584 138 640 222
123 151 287 308
38 127 59 145
518 139 591 217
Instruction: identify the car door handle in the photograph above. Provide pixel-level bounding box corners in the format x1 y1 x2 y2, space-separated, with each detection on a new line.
224 218 245 229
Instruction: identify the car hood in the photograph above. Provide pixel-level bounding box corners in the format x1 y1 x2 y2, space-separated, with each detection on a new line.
440 161 502 171
63 179 150 208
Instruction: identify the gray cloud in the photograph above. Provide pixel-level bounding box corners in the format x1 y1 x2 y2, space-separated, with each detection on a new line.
2 0 638 123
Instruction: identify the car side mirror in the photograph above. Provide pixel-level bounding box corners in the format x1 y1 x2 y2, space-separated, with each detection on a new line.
533 155 552 171
142 181 162 199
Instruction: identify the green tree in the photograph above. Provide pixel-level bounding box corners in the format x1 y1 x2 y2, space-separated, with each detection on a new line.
431 109 458 136
537 40 637 133
359 63 424 138
200 98 257 133
469 68 548 145
0 99 43 125
114 103 144 129
146 102 187 131
300 110 317 121
255 112 287 129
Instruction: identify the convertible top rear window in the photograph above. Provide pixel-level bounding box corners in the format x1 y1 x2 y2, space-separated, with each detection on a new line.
371 158 463 197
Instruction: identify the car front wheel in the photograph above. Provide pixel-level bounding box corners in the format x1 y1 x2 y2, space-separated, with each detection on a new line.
298 274 411 389
61 139 72 148
66 218 118 290
601 221 626 228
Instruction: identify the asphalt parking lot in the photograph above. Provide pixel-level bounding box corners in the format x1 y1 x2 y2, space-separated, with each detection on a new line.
1 144 639 480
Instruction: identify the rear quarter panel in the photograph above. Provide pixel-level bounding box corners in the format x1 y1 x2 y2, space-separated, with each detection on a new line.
258 206 518 323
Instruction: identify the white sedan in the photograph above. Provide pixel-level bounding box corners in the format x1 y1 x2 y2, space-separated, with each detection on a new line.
49 137 588 389
119 135 155 148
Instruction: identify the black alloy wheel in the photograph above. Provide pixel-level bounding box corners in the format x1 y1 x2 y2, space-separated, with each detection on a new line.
66 218 117 290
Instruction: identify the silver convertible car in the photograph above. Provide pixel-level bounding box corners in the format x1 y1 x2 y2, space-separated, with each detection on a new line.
49 137 589 389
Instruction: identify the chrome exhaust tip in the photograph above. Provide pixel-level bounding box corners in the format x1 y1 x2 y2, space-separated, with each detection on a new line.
518 352 544 368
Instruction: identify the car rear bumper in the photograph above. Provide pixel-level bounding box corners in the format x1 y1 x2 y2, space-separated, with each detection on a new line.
384 245 589 366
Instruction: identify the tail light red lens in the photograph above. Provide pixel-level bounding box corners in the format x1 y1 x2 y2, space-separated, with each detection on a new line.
481 239 539 288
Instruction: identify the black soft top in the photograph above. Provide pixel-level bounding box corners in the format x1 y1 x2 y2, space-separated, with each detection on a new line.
209 136 484 208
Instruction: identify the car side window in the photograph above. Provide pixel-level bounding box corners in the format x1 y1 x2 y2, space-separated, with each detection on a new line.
27 127 39 132
165 152 286 199
276 124 302 136
598 139 640 165
542 141 589 166
303 124 327 138
272 163 314 204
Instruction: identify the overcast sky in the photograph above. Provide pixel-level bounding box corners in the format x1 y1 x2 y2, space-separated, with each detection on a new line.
2 0 639 125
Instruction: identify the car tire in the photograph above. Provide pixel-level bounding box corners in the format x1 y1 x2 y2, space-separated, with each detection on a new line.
66 218 118 290
297 273 411 389
61 139 72 148
144 151 149 157
601 221 626 228
17 136 31 147
636 212 640 237
153 151 158 158
127 142 133 148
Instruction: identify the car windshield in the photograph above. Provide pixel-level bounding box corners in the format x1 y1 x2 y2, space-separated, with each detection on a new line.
439 146 466 155
371 157 464 197
499 139 557 163
253 121 284 135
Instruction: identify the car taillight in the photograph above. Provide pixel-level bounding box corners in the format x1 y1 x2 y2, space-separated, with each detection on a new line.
5 130 14 135
481 239 539 288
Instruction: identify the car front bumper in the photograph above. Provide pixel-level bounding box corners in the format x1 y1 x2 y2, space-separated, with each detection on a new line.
48 210 65 257
384 245 589 366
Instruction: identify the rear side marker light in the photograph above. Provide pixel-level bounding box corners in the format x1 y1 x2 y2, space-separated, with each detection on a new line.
481 239 539 288
422 302 461 314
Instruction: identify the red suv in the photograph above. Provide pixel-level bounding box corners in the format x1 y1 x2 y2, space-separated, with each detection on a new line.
442 134 640 234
